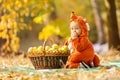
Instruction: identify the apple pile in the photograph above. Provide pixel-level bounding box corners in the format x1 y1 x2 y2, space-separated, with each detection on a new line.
27 44 70 56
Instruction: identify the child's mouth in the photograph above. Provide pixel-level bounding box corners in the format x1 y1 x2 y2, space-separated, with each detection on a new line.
72 31 79 37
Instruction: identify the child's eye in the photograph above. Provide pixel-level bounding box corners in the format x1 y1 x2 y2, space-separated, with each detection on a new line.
71 28 74 30
76 28 79 29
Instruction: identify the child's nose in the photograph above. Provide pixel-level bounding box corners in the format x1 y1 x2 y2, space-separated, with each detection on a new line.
73 29 76 31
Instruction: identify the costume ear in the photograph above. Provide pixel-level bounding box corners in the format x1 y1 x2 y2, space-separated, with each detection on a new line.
86 23 90 31
83 18 86 22
83 18 90 31
70 12 77 21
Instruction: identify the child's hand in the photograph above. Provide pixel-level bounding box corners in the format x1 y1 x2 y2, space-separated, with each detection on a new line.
68 38 72 43
68 38 74 53
68 38 72 49
71 31 78 39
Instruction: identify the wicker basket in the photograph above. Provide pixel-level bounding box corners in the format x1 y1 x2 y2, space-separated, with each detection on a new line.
28 40 70 70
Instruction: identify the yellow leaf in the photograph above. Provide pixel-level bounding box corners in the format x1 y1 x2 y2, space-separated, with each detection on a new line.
38 25 60 40
6 4 11 10
28 25 32 30
20 18 24 22
20 10 25 16
2 15 8 21
31 12 35 17
0 25 5 30
33 15 44 24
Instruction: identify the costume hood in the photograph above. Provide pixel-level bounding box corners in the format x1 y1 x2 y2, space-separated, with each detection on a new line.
70 12 88 37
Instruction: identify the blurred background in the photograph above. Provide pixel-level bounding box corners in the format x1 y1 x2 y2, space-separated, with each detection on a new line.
0 0 120 56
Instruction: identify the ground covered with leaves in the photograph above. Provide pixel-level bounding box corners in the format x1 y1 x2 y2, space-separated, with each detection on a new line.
0 49 120 80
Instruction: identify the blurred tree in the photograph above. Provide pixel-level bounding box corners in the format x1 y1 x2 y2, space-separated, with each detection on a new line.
0 0 52 55
38 1 70 44
1 0 108 54
105 0 120 50
91 0 106 44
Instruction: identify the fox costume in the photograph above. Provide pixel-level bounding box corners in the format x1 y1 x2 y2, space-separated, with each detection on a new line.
65 12 100 68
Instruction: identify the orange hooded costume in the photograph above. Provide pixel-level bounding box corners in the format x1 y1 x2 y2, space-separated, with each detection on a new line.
65 12 100 68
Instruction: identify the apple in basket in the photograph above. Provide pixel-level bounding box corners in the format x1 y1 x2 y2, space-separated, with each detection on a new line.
62 45 69 52
45 46 51 51
45 46 51 54
48 48 54 53
37 46 43 53
28 47 33 53
28 47 38 54
33 47 38 54
52 44 59 50
58 45 69 54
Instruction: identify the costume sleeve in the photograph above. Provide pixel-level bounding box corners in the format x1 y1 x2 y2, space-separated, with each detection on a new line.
65 38 72 46
72 37 90 52
68 50 82 63
67 37 90 63
65 41 68 46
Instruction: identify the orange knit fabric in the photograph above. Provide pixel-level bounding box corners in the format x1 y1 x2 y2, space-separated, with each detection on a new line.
65 12 100 68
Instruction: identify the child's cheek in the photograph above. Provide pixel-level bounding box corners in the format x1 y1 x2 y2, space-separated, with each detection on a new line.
76 30 81 35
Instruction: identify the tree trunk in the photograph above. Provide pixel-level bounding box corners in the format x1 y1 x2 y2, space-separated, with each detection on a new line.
105 0 120 50
0 3 2 22
0 3 6 52
49 2 57 20
44 2 57 25
91 0 106 44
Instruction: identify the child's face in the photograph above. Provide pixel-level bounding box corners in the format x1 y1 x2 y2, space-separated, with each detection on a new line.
70 21 81 38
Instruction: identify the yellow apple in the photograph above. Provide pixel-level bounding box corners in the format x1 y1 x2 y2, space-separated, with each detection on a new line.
32 47 38 53
52 44 59 50
45 46 51 51
28 47 33 53
62 45 69 52
38 46 43 51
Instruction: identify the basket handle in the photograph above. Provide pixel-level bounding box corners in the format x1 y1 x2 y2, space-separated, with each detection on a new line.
42 38 54 56
43 39 47 56
48 38 54 45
